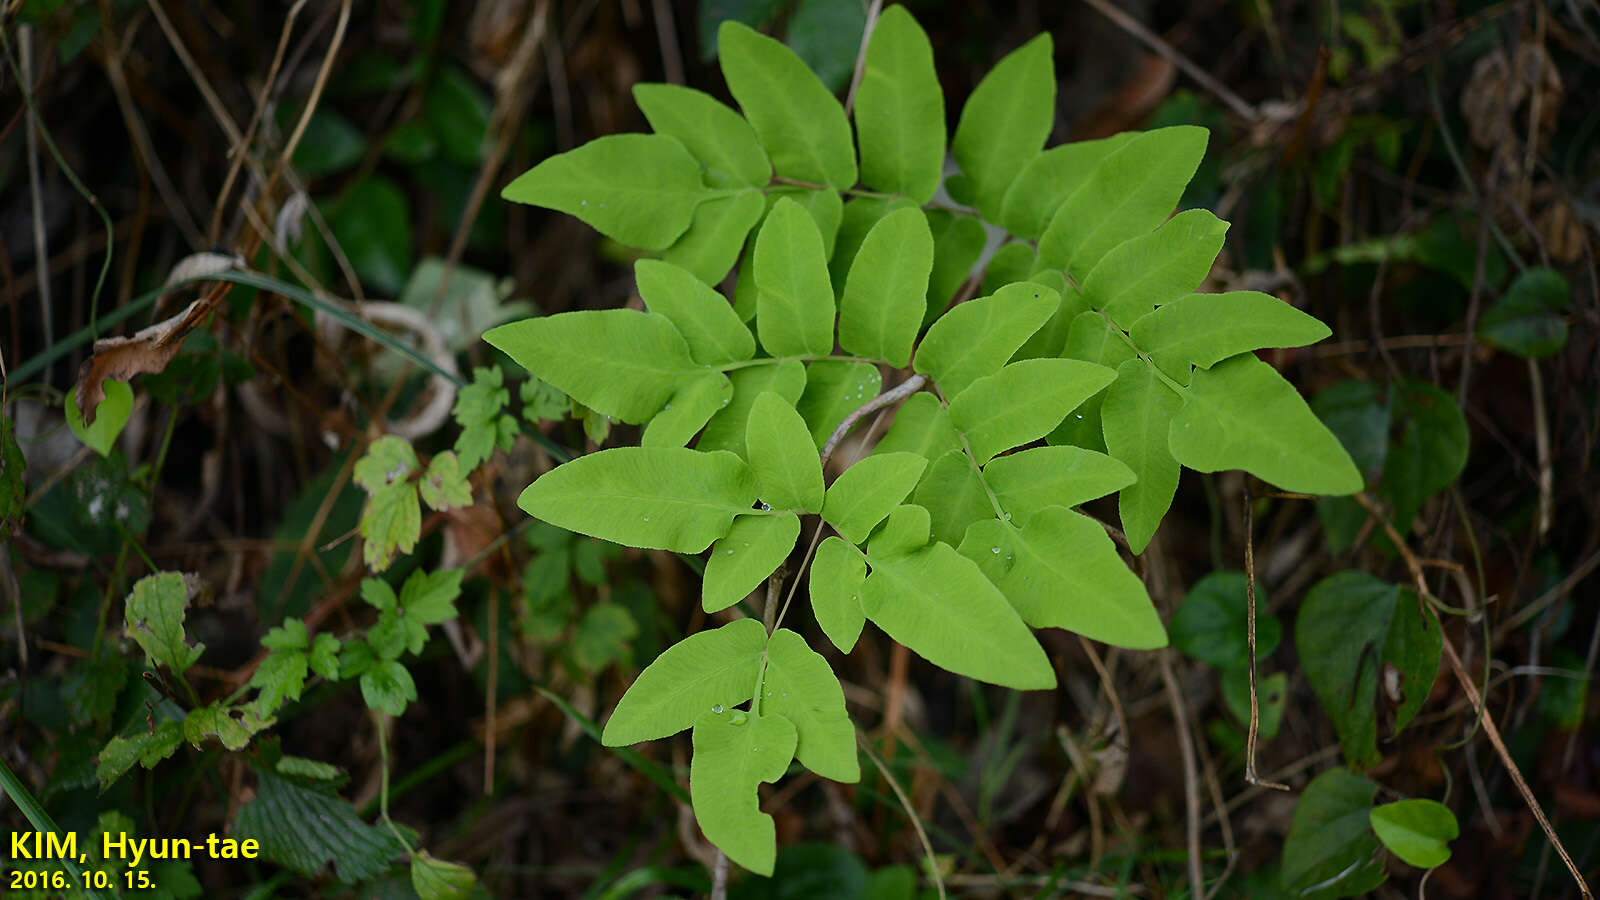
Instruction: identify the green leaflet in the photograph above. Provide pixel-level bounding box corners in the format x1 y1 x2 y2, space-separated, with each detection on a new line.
913 449 992 547
633 83 771 188
1296 572 1441 768
603 618 768 746
1101 358 1183 554
1280 768 1386 899
719 21 856 189
698 359 807 458
636 259 755 365
1169 571 1280 670
868 504 931 558
1168 353 1363 496
1477 265 1569 358
412 852 478 900
924 210 987 324
838 207 933 367
981 242 1038 296
1370 799 1458 869
854 4 944 203
949 33 1054 221
662 189 767 285
959 507 1166 649
795 360 882 449
949 358 1116 464
1037 126 1209 279
1014 284 1089 361
641 371 734 448
915 282 1059 396
1048 310 1138 451
746 392 825 512
762 629 859 782
999 133 1137 239
823 452 928 544
861 542 1055 690
519 446 758 553
983 445 1135 521
770 185 845 258
873 392 961 461
124 572 204 677
690 708 797 876
500 133 711 250
754 198 836 357
1130 290 1331 380
703 513 801 612
1381 379 1468 537
810 536 867 653
1080 209 1229 329
483 309 699 424
829 196 917 294
786 0 867 91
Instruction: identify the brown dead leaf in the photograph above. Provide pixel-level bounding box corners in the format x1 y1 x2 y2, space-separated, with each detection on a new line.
74 298 205 424
1460 43 1563 169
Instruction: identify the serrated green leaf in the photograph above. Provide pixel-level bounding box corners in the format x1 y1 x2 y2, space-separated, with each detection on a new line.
250 648 309 715
861 542 1055 689
1130 290 1331 380
872 391 961 461
643 372 734 448
1370 799 1458 869
662 189 768 284
867 503 931 558
485 309 700 423
1168 353 1363 496
1478 266 1569 358
1037 126 1208 279
183 704 258 751
787 0 866 91
691 709 797 875
1101 358 1182 554
308 633 340 680
66 379 132 456
762 629 858 782
795 360 882 449
501 133 710 250
261 618 310 651
854 4 944 202
913 449 992 547
983 445 1135 519
1296 572 1441 768
1081 209 1229 328
1280 768 1386 899
959 508 1165 648
823 452 928 544
360 659 416 715
419 451 471 510
950 358 1116 464
361 481 421 572
698 359 807 457
1168 571 1280 669
950 34 1054 221
454 367 515 468
634 83 772 187
703 512 800 612
915 282 1059 396
719 21 856 189
400 567 464 625
572 603 639 673
411 851 477 900
999 133 1137 239
755 198 837 356
97 721 183 789
354 436 419 492
810 536 867 653
605 618 768 745
519 446 758 552
746 392 825 512
839 207 933 367
124 572 204 677
924 210 987 323
235 766 408 883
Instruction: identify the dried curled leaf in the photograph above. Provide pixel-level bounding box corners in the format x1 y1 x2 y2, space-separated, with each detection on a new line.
74 298 206 424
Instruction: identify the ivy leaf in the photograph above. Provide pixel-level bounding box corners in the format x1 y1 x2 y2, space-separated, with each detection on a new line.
982 445 1135 521
854 4 944 203
411 851 477 900
1130 291 1331 380
949 358 1116 464
1000 133 1137 240
354 436 419 492
360 481 421 572
1037 126 1209 280
959 508 1165 649
1280 768 1386 899
698 359 808 458
949 33 1054 221
1080 209 1229 328
810 536 867 653
360 659 417 716
633 83 772 188
762 629 859 782
1168 353 1363 496
913 449 991 547
795 360 882 448
703 513 801 612
124 572 204 677
1101 359 1183 554
746 392 825 512
1296 572 1441 768
642 372 734 448
861 542 1055 690
483 309 699 424
519 446 758 553
1477 266 1569 358
838 207 933 367
1169 571 1280 669
602 617 768 746
915 282 1059 396
1370 799 1458 869
662 189 768 284
719 21 856 189
66 378 133 457
823 452 928 544
754 198 836 357
419 451 471 511
501 133 710 250
690 709 798 876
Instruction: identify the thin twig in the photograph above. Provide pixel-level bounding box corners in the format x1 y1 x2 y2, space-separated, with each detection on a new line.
1243 485 1288 790
1159 651 1206 900
1527 357 1553 539
821 373 925 467
19 25 51 365
1078 0 1258 122
709 850 729 900
859 732 946 900
843 0 884 116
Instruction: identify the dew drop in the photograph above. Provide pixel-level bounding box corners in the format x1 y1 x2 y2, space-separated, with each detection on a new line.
729 710 749 726
711 704 724 714
991 546 1001 554
643 516 651 522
